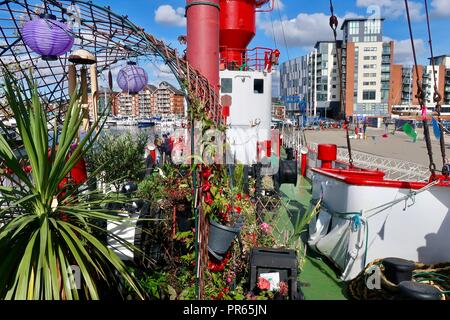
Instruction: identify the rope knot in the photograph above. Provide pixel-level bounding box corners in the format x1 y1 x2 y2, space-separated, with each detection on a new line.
351 214 362 232
433 91 442 104
329 15 339 30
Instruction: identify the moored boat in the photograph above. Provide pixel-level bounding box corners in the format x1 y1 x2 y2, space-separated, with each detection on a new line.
306 144 450 281
138 118 156 128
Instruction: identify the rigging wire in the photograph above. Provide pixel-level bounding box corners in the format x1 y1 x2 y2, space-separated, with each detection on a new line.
329 0 353 167
269 8 278 49
276 0 290 61
424 0 447 168
404 0 437 178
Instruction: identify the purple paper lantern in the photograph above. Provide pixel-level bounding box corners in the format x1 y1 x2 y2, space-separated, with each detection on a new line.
117 62 148 94
22 14 74 61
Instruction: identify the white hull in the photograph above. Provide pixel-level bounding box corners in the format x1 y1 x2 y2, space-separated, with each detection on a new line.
308 167 450 281
116 120 138 126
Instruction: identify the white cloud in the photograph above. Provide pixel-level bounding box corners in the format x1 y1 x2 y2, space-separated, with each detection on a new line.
150 62 176 82
356 0 424 21
431 0 450 18
258 12 361 49
387 37 426 65
273 0 284 10
154 5 186 27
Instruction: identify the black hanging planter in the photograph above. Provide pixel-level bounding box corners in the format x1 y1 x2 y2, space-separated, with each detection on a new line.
208 220 241 259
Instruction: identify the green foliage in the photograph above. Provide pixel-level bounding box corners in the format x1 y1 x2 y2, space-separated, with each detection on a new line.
137 172 165 205
132 230 197 300
0 73 144 300
138 271 169 300
232 165 245 192
137 165 193 208
86 132 148 189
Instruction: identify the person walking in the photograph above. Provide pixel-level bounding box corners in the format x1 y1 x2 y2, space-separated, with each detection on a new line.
162 133 172 164
363 120 367 140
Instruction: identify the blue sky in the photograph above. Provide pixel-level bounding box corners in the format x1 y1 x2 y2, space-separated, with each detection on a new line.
93 0 450 90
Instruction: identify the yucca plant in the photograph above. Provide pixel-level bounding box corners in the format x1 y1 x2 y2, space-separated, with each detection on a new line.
0 73 145 300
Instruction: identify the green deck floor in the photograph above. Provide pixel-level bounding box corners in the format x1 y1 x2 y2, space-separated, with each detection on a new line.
277 177 347 300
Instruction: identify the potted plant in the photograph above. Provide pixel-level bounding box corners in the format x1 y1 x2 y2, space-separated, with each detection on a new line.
201 165 249 259
85 131 147 192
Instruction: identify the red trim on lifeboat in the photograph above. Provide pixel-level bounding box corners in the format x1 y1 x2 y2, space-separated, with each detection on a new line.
312 167 450 190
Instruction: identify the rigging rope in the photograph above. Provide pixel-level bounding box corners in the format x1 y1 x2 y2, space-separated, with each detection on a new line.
269 8 278 49
424 0 448 169
329 0 353 167
276 0 290 62
404 0 437 178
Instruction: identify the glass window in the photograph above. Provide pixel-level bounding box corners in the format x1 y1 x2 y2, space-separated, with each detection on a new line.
364 19 381 34
349 21 359 35
221 78 232 94
254 79 264 94
363 90 376 100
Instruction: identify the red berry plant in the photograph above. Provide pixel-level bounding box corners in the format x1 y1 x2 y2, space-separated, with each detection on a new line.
200 164 278 300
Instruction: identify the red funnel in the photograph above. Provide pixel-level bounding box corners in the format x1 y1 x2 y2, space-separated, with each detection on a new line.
220 0 259 67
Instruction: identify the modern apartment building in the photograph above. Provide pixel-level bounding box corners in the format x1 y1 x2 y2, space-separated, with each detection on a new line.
390 65 423 106
115 81 185 117
155 81 185 116
279 55 309 116
280 41 341 118
390 56 450 116
341 18 394 117
281 18 395 120
311 41 342 118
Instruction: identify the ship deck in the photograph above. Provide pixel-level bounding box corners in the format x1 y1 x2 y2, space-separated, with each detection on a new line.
277 177 347 300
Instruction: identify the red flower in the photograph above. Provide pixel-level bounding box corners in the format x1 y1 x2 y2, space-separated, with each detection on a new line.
217 292 224 300
220 212 229 224
234 206 242 214
279 282 289 297
208 255 230 272
202 181 211 192
204 192 214 205
257 277 271 291
202 167 213 179
24 165 32 173
236 194 242 201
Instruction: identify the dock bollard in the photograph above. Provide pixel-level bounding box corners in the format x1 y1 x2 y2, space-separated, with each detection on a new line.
317 144 337 169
